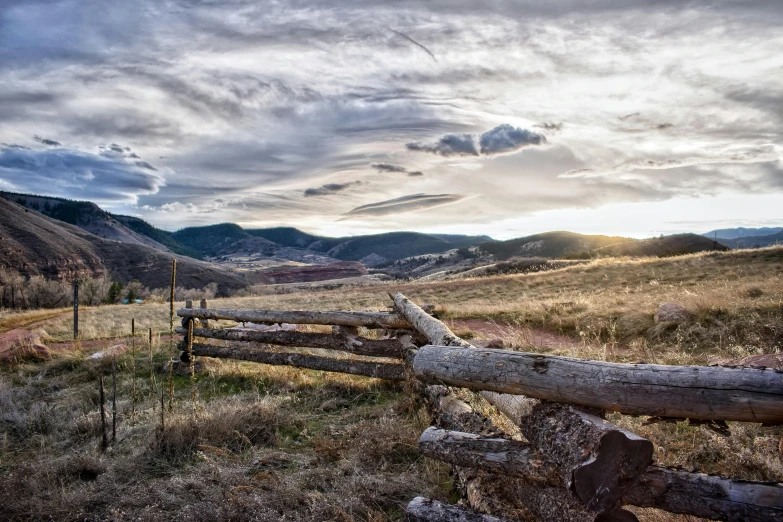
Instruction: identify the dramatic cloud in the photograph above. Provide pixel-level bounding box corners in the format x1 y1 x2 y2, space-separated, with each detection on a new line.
304 181 361 197
344 193 465 217
371 163 424 176
406 124 546 157
33 135 61 146
0 144 164 202
0 0 781 234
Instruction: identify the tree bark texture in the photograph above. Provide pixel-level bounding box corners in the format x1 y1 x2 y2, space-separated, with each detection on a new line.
413 344 783 423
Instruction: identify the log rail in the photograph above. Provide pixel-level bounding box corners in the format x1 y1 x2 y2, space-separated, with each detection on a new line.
175 296 782 521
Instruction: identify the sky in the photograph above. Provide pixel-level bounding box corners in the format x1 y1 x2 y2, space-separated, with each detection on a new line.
0 0 781 240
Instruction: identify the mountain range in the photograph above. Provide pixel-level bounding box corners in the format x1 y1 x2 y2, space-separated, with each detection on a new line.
0 190 755 291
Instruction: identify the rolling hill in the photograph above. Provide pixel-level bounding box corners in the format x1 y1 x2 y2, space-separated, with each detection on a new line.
247 228 491 263
480 231 727 260
479 231 632 260
592 233 728 257
0 197 248 294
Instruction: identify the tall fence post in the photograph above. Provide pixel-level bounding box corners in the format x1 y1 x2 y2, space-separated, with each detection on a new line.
72 279 79 339
131 318 136 415
168 259 176 412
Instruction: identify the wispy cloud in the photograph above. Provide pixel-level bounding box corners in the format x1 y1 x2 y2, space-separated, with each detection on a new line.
344 193 465 217
304 181 361 197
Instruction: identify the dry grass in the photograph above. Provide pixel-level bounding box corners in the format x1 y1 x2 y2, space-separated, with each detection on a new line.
1 247 782 520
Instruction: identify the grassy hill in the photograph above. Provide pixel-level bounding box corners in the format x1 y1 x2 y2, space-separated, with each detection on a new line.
593 233 727 257
0 198 247 294
479 231 631 260
171 223 278 258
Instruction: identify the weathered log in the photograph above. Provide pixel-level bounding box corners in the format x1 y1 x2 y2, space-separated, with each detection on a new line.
418 427 560 486
393 293 656 513
405 497 507 521
177 307 410 329
175 327 405 358
188 342 405 380
425 386 598 522
414 344 783 423
624 466 783 521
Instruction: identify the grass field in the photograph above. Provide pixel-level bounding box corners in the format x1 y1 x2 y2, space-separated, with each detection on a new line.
1 247 782 520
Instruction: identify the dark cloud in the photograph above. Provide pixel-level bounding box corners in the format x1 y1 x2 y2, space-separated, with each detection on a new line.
407 132 479 156
534 122 563 132
32 135 61 146
371 162 424 176
0 145 163 202
479 124 546 154
372 163 407 173
134 160 158 171
406 124 546 157
344 193 465 217
303 181 361 197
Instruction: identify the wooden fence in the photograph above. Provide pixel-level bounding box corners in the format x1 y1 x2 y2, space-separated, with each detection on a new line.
177 293 783 522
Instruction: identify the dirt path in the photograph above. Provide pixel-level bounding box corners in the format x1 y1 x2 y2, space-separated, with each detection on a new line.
446 318 585 352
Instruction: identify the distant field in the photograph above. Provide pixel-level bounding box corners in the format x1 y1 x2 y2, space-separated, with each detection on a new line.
1 246 781 521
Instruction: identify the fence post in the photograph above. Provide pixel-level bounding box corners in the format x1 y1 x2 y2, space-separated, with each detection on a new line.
168 259 176 412
131 318 136 415
73 279 79 339
200 299 208 327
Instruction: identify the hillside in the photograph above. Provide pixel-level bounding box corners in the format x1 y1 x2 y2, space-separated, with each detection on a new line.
593 233 727 257
248 227 491 263
704 226 783 239
479 231 631 260
0 191 171 252
0 198 247 293
111 214 203 259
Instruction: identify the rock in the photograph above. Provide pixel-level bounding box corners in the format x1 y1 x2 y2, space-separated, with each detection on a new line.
1 342 51 362
475 338 505 349
88 344 129 360
654 303 691 323
318 398 349 412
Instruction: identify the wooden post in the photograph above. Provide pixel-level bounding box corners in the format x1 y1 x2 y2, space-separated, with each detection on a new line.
130 318 136 415
187 317 197 416
168 259 176 411
99 374 107 451
72 279 79 339
111 355 117 443
149 327 154 400
200 299 209 327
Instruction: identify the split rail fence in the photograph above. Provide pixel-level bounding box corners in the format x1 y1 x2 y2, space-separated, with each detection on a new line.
177 293 783 522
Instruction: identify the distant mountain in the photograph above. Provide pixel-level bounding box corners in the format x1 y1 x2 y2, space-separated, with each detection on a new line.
248 227 491 262
0 197 247 293
718 230 783 249
593 233 727 257
480 231 631 260
703 227 783 240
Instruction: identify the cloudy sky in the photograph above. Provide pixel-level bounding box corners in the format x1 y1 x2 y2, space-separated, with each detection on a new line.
1 0 781 239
